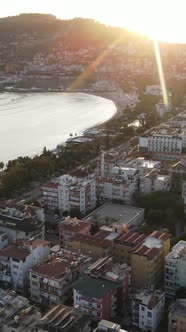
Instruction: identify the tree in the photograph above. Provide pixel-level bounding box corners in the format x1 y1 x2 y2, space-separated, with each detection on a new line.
0 162 4 170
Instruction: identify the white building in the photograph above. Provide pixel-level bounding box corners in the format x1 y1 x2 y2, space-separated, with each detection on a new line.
131 157 161 176
140 171 170 194
97 167 139 205
139 134 182 155
43 172 96 214
145 85 162 95
132 289 165 332
0 239 50 294
0 206 45 241
165 241 186 297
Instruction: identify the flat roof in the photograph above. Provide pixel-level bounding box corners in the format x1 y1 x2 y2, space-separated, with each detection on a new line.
72 275 118 299
134 289 164 309
84 203 144 225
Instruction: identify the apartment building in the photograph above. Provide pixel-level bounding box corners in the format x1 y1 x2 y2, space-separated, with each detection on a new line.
139 134 182 155
43 171 96 214
132 289 165 332
165 241 186 297
29 250 91 306
0 205 45 241
114 232 146 265
59 217 91 248
73 257 130 320
97 167 139 205
71 230 118 261
168 299 186 332
140 171 170 194
131 232 170 289
0 239 50 294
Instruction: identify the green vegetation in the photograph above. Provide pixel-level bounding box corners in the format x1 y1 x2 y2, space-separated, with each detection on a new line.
0 142 101 199
133 191 184 235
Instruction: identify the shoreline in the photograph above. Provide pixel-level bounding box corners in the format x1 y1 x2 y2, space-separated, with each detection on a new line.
1 88 138 162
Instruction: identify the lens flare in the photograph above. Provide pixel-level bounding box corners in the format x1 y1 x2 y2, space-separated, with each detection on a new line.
153 40 168 108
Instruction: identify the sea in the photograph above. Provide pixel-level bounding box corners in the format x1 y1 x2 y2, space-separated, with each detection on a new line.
0 92 117 163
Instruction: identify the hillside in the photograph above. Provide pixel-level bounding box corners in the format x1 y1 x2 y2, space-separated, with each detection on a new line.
0 13 144 47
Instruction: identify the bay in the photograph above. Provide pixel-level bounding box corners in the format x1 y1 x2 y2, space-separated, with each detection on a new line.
0 92 117 163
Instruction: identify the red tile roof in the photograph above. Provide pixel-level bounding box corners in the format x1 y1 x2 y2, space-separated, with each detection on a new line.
72 230 113 248
116 232 146 246
32 257 72 278
150 231 171 241
132 245 160 258
0 244 29 260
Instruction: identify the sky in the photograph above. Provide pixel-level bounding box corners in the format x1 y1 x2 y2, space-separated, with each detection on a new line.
1 0 186 43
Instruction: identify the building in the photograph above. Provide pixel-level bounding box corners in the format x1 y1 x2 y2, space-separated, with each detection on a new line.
29 250 91 306
94 319 128 332
145 85 162 95
84 203 144 232
114 232 146 265
71 230 118 261
43 171 96 214
73 257 130 321
97 152 122 178
0 239 50 294
140 171 170 194
165 241 186 297
168 299 186 332
39 305 92 332
132 288 165 332
0 205 45 241
139 134 182 155
86 256 130 303
131 157 161 176
97 166 139 205
131 232 170 289
0 288 41 332
156 101 169 118
58 217 91 248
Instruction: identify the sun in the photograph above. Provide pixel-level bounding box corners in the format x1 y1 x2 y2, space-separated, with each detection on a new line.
94 0 186 43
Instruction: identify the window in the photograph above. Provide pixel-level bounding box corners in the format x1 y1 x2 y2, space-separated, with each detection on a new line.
32 274 37 279
147 311 152 318
32 280 38 286
141 306 145 311
13 264 19 269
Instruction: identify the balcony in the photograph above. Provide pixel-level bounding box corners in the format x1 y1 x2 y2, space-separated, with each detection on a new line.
0 273 11 283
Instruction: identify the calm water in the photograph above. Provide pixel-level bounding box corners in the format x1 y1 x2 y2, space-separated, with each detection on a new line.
0 92 116 163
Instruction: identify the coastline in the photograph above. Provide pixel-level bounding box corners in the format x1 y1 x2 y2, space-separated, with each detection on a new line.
0 88 138 162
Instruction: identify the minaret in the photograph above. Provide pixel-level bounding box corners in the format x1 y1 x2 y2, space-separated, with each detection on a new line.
101 150 105 178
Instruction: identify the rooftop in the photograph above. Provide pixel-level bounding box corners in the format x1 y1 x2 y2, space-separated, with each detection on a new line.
39 305 91 331
72 275 119 299
166 241 186 260
115 231 146 246
84 203 144 226
72 230 116 248
0 244 29 260
59 217 91 232
169 299 186 319
133 288 164 310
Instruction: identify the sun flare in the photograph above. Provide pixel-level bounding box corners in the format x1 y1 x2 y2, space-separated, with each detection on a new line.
87 0 186 43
